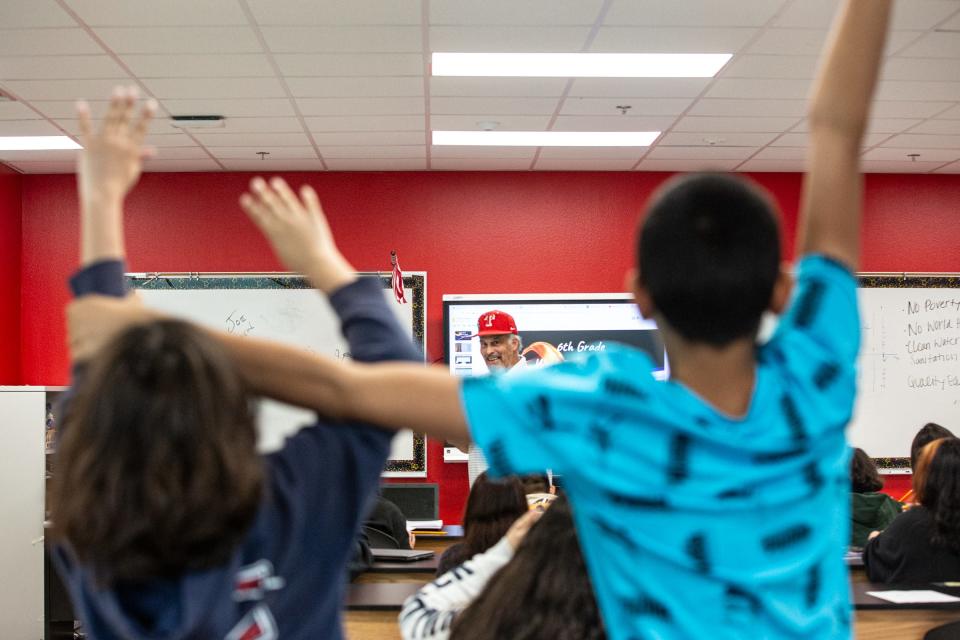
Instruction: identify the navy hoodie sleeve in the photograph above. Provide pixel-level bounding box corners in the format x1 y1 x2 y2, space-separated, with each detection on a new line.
261 277 422 571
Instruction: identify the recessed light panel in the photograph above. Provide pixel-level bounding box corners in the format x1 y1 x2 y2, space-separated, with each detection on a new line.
0 136 81 151
432 53 732 78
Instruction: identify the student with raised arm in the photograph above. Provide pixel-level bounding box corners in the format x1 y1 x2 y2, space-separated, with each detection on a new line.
51 89 422 640
70 1 892 637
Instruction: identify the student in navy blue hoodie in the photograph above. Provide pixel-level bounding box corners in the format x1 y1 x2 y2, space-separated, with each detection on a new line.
50 88 421 640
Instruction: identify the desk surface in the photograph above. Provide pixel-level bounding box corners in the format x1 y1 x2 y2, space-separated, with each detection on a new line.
347 582 423 611
368 556 438 573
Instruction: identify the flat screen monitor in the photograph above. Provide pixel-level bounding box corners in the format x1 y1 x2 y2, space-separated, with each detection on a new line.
442 293 668 379
380 484 439 521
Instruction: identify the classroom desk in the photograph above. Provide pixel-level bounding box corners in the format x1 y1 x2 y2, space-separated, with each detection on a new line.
354 555 440 583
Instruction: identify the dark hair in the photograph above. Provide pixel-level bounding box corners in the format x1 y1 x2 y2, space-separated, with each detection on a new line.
911 422 954 470
520 473 550 495
914 438 960 553
441 473 527 572
851 448 883 493
450 495 604 640
638 173 781 346
50 320 263 584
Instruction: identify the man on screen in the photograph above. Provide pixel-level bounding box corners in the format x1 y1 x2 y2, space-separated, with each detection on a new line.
476 309 525 371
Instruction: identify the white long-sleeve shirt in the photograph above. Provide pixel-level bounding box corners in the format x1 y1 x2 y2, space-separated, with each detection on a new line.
398 538 515 640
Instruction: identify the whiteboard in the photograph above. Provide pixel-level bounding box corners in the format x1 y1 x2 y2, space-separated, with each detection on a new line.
848 276 960 469
127 272 427 477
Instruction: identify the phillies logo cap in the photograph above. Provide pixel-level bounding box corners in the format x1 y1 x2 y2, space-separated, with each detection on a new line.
474 310 518 336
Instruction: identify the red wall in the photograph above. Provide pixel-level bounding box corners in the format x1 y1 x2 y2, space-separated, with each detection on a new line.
15 170 960 521
0 164 21 384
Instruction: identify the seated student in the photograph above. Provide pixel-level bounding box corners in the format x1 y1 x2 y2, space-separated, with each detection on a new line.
899 423 955 505
850 448 901 548
400 495 603 640
437 473 528 575
863 438 960 583
364 495 415 549
50 90 421 639
68 2 892 636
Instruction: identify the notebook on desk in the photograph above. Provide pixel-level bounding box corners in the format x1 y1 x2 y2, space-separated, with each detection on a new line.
371 548 436 562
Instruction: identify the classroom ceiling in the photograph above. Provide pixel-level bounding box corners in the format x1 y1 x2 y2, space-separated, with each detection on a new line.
1 0 960 174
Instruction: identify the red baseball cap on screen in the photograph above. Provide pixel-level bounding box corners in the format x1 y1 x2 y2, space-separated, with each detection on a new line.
474 310 518 336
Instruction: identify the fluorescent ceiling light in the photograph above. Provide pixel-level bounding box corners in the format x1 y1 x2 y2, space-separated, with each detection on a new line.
0 136 81 151
433 131 660 147
432 53 732 78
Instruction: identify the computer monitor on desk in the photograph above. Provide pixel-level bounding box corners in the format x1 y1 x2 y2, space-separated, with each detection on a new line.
381 484 438 521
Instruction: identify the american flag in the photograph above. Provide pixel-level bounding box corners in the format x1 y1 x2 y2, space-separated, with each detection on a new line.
391 251 407 304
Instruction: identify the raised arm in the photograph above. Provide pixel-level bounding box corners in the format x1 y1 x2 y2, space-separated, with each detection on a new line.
797 0 892 270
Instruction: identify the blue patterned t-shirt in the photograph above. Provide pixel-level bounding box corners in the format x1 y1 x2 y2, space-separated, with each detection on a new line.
462 255 859 640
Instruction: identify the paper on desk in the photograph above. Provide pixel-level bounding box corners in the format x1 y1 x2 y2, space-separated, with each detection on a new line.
866 590 960 604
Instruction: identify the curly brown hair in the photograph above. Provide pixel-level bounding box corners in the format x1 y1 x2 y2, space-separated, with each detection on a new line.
49 320 263 584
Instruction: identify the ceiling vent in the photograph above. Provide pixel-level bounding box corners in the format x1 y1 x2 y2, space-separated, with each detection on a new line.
170 115 225 129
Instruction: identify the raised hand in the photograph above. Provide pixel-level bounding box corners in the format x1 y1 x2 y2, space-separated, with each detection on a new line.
240 176 356 293
67 294 158 362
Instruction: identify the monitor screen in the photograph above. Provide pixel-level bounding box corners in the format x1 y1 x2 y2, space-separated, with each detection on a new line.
442 294 667 379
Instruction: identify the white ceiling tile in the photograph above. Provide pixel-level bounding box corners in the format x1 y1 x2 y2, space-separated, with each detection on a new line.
534 158 637 171
3 78 130 101
736 159 803 172
753 147 807 160
0 1 75 27
430 114 550 130
882 58 960 83
560 98 693 117
325 158 427 171
319 146 425 159
431 0 602 25
297 98 424 116
933 160 960 174
674 116 800 133
146 146 213 160
198 117 305 134
909 120 960 135
862 160 942 173
0 55 127 80
0 149 79 161
776 0 959 30
876 81 960 102
552 115 676 132
94 27 262 54
791 118 923 135
688 99 805 117
591 27 755 53
142 77 287 100
275 54 423 76
250 0 420 25
306 115 424 132
569 78 712 98
192 132 312 146
657 131 778 146
161 99 296 118
870 102 955 119
287 77 424 98
207 147 318 159
431 158 532 170
143 133 199 147
0 29 102 55
941 12 960 30
261 27 422 53
537 146 647 159
0 119 66 135
122 54 275 78
0 102 43 119
749 29 919 56
863 147 960 162
5 161 75 173
937 105 960 119
70 0 247 26
721 55 818 79
430 77 568 98
771 132 889 147
431 26 590 52
606 0 786 27
54 117 175 136
219 159 327 171
638 158 742 172
431 97 559 115
881 133 960 149
431 146 537 159
647 146 756 160
705 78 812 100
311 131 425 145
142 158 222 171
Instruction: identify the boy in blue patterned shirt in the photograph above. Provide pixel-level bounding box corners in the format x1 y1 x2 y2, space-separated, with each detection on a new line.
71 1 892 638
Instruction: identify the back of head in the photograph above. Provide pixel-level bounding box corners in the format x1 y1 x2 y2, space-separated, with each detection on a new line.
638 173 781 346
50 320 263 583
450 495 604 640
461 472 528 558
519 473 550 495
851 447 883 493
914 437 960 553
911 422 955 470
